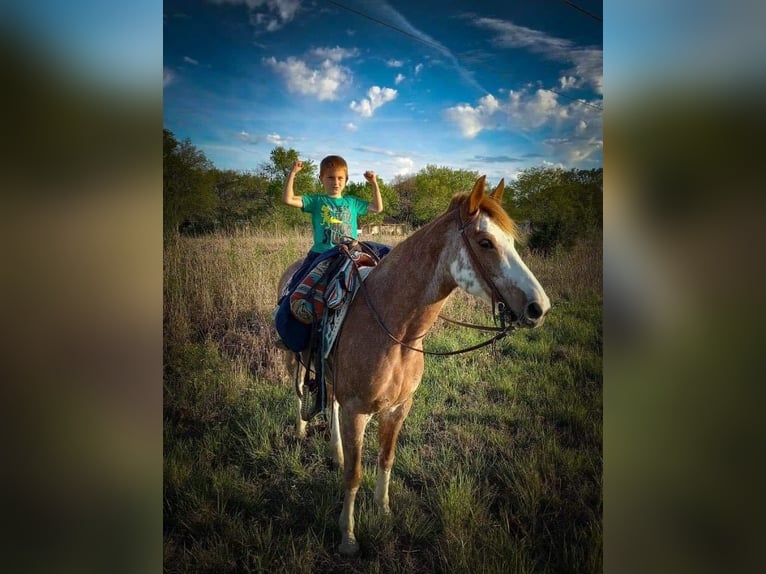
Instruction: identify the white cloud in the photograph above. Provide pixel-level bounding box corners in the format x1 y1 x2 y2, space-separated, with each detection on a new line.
395 73 405 85
266 132 284 144
163 68 176 87
211 0 301 32
345 122 358 132
559 75 576 90
445 88 602 166
350 86 398 117
312 46 359 62
263 56 352 101
395 157 415 176
239 130 254 142
386 59 404 67
183 56 199 65
444 94 501 138
414 63 423 75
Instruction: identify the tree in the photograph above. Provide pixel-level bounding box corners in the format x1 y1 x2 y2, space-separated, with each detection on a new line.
163 129 217 234
345 177 400 224
507 166 602 254
261 146 318 229
411 165 480 225
212 169 271 230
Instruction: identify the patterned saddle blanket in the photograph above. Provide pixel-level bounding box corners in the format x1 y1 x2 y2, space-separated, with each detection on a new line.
274 241 389 353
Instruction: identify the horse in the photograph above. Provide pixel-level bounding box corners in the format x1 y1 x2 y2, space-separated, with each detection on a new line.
276 175 550 555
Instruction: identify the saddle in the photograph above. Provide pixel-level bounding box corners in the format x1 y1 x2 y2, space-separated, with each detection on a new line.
275 239 390 354
277 239 388 421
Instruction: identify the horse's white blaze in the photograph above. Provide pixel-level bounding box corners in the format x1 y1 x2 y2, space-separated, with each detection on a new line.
482 217 551 313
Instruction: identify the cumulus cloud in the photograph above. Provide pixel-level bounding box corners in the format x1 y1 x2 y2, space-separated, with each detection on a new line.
263 55 352 101
444 94 501 138
266 133 285 144
395 73 405 85
350 86 398 117
210 0 301 33
395 157 415 176
445 87 603 166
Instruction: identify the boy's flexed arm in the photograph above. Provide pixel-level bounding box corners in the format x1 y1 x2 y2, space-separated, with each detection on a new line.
364 170 383 214
282 161 304 208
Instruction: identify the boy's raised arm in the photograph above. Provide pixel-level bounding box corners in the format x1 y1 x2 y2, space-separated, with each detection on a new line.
282 161 305 208
364 170 383 214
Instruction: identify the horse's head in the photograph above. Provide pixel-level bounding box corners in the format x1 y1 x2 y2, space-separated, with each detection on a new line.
448 175 550 328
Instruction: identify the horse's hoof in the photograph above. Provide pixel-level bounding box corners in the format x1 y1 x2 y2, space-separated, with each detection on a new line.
337 538 359 556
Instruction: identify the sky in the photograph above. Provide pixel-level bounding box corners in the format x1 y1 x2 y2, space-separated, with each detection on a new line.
163 0 602 184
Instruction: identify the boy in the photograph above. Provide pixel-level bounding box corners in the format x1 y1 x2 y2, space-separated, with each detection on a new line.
282 155 383 287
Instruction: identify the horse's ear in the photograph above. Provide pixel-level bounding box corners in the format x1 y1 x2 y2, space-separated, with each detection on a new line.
490 178 505 202
467 175 487 214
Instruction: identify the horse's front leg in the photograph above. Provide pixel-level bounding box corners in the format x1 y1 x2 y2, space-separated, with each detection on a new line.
337 410 371 556
375 398 413 513
330 398 343 468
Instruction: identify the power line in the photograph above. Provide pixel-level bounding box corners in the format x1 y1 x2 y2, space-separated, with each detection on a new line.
559 0 603 23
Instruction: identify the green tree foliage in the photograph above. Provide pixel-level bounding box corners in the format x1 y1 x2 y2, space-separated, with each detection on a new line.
345 177 400 224
262 146 318 229
412 165 480 226
163 129 217 234
211 169 271 230
391 174 417 226
508 167 602 254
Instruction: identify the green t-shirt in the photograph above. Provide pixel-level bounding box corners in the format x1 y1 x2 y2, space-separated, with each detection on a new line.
302 194 369 253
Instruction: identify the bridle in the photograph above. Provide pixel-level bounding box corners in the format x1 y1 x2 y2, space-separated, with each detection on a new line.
348 207 517 357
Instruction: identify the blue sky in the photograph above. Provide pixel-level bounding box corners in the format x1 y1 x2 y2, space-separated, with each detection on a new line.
163 0 602 183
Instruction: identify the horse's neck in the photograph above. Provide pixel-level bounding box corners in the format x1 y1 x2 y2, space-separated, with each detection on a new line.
365 216 456 339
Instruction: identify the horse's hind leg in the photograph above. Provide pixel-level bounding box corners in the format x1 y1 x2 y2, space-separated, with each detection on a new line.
337 410 371 555
375 398 413 513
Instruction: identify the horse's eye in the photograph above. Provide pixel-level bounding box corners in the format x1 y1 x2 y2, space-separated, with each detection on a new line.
478 238 494 250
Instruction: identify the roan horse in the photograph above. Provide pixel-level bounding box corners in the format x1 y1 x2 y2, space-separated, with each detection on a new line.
277 175 550 555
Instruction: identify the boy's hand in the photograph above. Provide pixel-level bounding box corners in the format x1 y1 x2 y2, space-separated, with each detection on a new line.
292 160 304 174
363 170 376 183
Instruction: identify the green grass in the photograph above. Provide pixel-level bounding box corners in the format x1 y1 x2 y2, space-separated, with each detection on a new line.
164 230 602 573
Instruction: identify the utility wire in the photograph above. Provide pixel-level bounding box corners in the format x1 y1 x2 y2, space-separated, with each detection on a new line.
559 0 603 23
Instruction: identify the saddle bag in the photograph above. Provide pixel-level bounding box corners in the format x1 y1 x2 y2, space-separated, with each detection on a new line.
290 258 331 324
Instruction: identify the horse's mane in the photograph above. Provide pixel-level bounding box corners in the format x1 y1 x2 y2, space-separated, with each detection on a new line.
447 192 519 240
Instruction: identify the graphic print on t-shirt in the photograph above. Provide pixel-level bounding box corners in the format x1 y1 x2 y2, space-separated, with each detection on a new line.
320 204 351 245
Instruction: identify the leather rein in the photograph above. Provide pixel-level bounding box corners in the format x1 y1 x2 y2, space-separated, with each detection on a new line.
349 208 515 357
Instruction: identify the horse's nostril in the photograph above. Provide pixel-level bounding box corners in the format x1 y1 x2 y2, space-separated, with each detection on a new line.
526 302 544 320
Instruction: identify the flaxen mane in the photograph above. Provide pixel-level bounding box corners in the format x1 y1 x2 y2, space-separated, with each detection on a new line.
447 191 519 239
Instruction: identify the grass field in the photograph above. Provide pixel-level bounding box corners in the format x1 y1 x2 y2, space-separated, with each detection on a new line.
163 228 602 573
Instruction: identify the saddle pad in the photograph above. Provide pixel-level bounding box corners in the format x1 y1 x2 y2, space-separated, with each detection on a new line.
323 266 375 359
290 258 331 324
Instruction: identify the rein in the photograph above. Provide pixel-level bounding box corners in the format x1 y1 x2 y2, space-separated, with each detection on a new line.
346 211 515 357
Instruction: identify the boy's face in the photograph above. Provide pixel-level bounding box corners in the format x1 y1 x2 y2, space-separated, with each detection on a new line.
320 168 347 198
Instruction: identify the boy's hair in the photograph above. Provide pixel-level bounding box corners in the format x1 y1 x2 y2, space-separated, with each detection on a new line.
319 155 348 178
